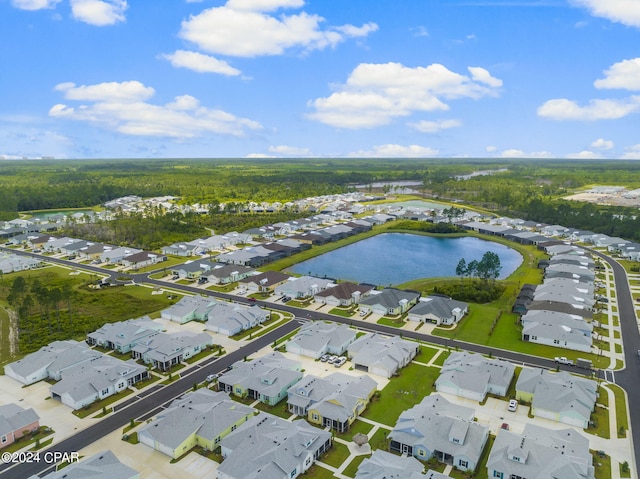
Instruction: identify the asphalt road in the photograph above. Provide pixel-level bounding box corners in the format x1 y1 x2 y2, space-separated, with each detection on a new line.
1 247 636 476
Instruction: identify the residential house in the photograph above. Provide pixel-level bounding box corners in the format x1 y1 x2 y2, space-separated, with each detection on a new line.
217 413 332 479
389 394 488 472
29 450 139 479
315 282 374 307
238 271 291 293
161 242 201 257
274 275 335 299
4 340 102 385
205 302 269 336
286 321 357 359
137 389 254 459
0 253 42 274
0 404 40 449
121 251 166 269
544 263 595 283
86 317 163 353
49 355 148 410
516 368 597 428
201 264 255 285
487 424 595 479
160 295 217 323
218 352 302 406
355 450 450 479
100 247 142 264
131 332 213 371
287 373 377 433
347 333 418 378
435 351 515 402
358 288 420 316
525 300 592 321
407 296 469 325
521 310 593 353
170 260 220 279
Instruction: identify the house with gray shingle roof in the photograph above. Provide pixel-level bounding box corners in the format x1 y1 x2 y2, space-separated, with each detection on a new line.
239 270 291 292
487 424 595 479
355 450 449 479
286 321 357 359
160 295 217 323
407 296 469 325
436 351 515 402
287 373 377 433
516 368 597 428
4 340 102 385
358 288 420 316
274 275 335 299
170 260 220 279
86 317 162 353
131 331 213 371
0 404 40 449
521 310 593 353
137 389 254 459
389 394 488 472
202 263 255 284
217 413 332 479
218 352 303 406
205 302 268 336
29 450 139 479
315 282 374 307
49 355 148 410
347 333 418 378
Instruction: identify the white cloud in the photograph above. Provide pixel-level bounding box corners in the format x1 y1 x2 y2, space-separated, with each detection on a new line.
565 150 605 159
411 26 430 37
161 50 241 76
347 144 439 158
500 149 553 158
11 0 60 10
591 138 614 150
468 66 503 88
570 0 640 29
409 119 462 133
537 96 640 120
245 153 277 158
485 145 497 153
179 0 377 58
594 58 640 91
268 145 312 156
49 80 262 138
69 0 127 26
308 62 502 129
621 144 640 159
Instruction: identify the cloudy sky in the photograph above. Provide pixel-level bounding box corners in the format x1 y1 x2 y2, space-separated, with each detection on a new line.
2 0 639 159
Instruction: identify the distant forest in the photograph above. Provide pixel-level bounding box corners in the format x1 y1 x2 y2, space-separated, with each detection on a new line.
4 158 640 242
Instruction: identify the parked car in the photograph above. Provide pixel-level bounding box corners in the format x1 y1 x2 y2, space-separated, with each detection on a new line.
554 357 574 365
508 400 518 412
334 356 347 368
320 354 330 362
327 355 338 364
501 423 510 430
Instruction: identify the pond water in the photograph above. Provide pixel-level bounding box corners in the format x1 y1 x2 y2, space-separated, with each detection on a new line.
26 209 95 220
288 233 522 286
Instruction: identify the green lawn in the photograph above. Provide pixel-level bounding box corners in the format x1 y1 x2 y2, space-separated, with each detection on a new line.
300 465 336 479
606 383 629 438
319 442 351 468
334 419 373 440
376 317 404 328
367 427 390 451
342 455 370 477
591 450 611 479
362 362 441 426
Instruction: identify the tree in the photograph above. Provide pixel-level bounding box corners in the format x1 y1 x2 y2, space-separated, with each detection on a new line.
455 258 467 284
477 251 502 282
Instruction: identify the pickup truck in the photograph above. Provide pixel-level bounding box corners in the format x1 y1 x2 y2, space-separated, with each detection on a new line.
554 357 574 365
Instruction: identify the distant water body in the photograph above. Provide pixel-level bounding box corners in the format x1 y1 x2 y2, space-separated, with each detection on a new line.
288 233 522 286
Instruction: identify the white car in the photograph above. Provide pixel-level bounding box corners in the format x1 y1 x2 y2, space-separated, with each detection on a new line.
508 399 518 412
320 354 330 362
334 357 347 368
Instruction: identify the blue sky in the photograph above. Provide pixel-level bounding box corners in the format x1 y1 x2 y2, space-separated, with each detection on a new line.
1 0 639 160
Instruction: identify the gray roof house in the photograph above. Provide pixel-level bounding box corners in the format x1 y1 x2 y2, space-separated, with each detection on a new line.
217 413 332 479
487 424 595 479
389 394 489 472
218 352 303 406
286 321 357 359
315 282 374 307
521 310 593 353
137 389 254 459
49 355 148 410
170 260 220 279
347 333 419 378
86 317 163 353
287 372 378 433
436 351 515 402
0 253 42 274
545 263 595 283
0 404 40 449
4 340 102 385
29 450 139 479
358 288 420 316
355 450 451 479
100 247 142 264
238 270 292 292
205 302 269 336
516 368 598 428
407 296 469 325
274 275 335 299
160 295 217 323
535 278 594 302
202 263 255 284
131 331 213 371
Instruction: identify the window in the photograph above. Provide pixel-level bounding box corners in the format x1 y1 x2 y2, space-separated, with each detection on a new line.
493 472 504 479
553 339 560 344
231 425 237 432
101 388 110 395
1 435 6 444
530 336 537 340
290 468 297 478
459 460 468 469
312 414 319 421
418 449 426 457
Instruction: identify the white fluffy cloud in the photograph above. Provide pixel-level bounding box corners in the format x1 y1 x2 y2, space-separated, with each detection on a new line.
570 0 640 28
500 149 553 158
308 62 502 129
622 145 640 159
408 119 462 133
347 144 439 158
594 58 640 91
268 145 312 156
69 0 127 26
178 0 377 58
537 96 640 120
565 150 605 159
161 50 241 76
485 145 497 153
11 0 60 10
591 138 614 150
49 80 262 138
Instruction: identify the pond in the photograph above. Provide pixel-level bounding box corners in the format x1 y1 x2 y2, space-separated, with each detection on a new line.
25 209 95 220
288 233 522 286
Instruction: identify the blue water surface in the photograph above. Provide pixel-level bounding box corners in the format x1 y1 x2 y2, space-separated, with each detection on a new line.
288 233 522 286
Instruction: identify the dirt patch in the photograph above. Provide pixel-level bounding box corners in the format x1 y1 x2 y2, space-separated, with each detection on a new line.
3 306 18 358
